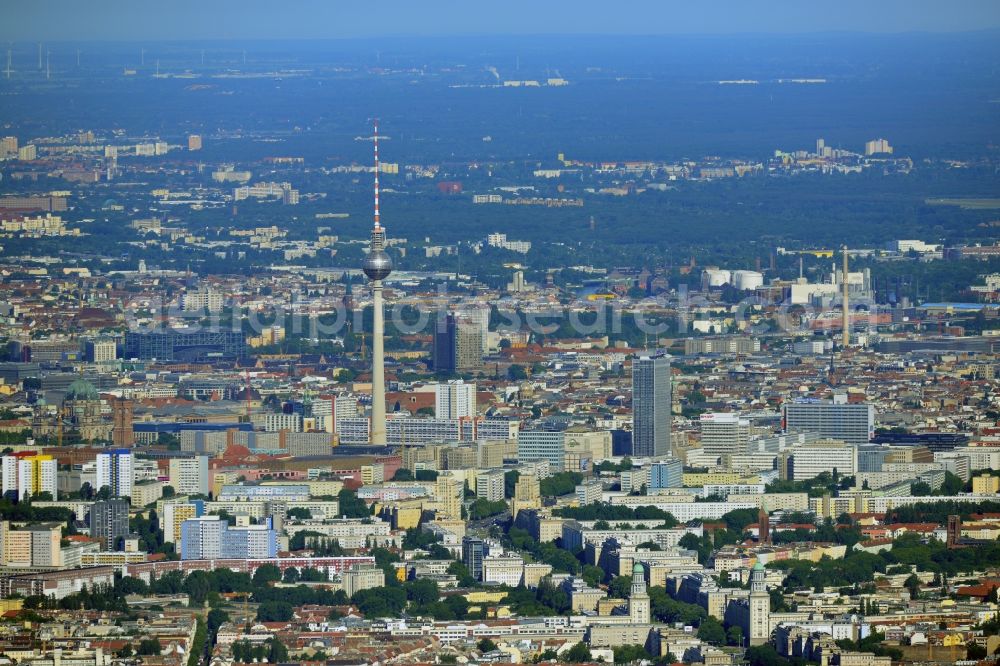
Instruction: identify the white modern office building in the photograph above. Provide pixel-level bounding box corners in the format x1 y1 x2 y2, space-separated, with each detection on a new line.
785 440 858 481
517 430 566 472
783 395 874 446
699 412 751 457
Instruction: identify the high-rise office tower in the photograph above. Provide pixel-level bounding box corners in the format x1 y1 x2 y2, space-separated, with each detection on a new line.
517 430 566 472
96 449 134 498
858 444 890 473
462 536 486 581
433 314 483 373
632 351 671 458
783 440 858 481
456 319 484 370
362 121 393 445
465 305 490 354
432 314 457 372
649 458 683 489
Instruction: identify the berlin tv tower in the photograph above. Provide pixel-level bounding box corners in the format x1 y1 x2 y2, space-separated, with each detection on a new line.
362 121 392 445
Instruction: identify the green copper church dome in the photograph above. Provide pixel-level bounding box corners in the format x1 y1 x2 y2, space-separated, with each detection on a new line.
65 378 100 401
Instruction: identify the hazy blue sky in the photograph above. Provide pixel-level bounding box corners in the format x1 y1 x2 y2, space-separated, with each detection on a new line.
3 0 1000 41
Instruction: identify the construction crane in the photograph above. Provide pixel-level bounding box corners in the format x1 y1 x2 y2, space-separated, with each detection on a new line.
244 368 253 422
57 403 64 447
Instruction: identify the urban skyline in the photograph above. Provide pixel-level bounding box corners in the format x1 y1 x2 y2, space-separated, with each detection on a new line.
0 7 997 666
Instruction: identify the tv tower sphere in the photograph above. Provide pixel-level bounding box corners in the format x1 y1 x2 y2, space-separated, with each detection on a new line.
363 247 393 281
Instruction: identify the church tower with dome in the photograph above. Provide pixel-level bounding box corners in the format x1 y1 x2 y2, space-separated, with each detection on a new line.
748 561 771 645
629 561 651 624
63 378 109 442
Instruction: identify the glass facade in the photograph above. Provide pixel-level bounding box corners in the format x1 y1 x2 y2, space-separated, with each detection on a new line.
632 352 671 458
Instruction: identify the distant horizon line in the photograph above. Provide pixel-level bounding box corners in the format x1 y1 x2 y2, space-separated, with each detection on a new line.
3 28 1000 45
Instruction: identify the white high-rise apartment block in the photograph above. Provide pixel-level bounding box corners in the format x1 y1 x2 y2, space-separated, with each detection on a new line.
333 395 359 435
96 449 134 498
312 397 334 433
575 479 602 506
181 288 224 313
864 138 892 156
475 469 506 503
180 516 224 559
436 380 477 419
168 457 209 496
1 455 57 500
1 456 17 497
265 413 303 433
487 232 531 254
163 502 200 545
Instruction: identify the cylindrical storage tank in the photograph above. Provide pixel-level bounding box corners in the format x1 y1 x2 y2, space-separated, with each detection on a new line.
733 270 764 291
703 269 732 288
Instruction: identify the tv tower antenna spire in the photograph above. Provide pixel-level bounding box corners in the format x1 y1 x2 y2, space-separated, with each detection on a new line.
362 118 393 446
374 119 381 229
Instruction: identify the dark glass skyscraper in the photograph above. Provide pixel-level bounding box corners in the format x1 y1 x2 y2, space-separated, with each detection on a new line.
432 314 482 373
432 314 458 373
462 536 486 581
632 351 671 458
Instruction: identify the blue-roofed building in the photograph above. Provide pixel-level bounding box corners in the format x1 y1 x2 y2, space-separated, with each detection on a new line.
216 484 310 502
917 302 992 313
